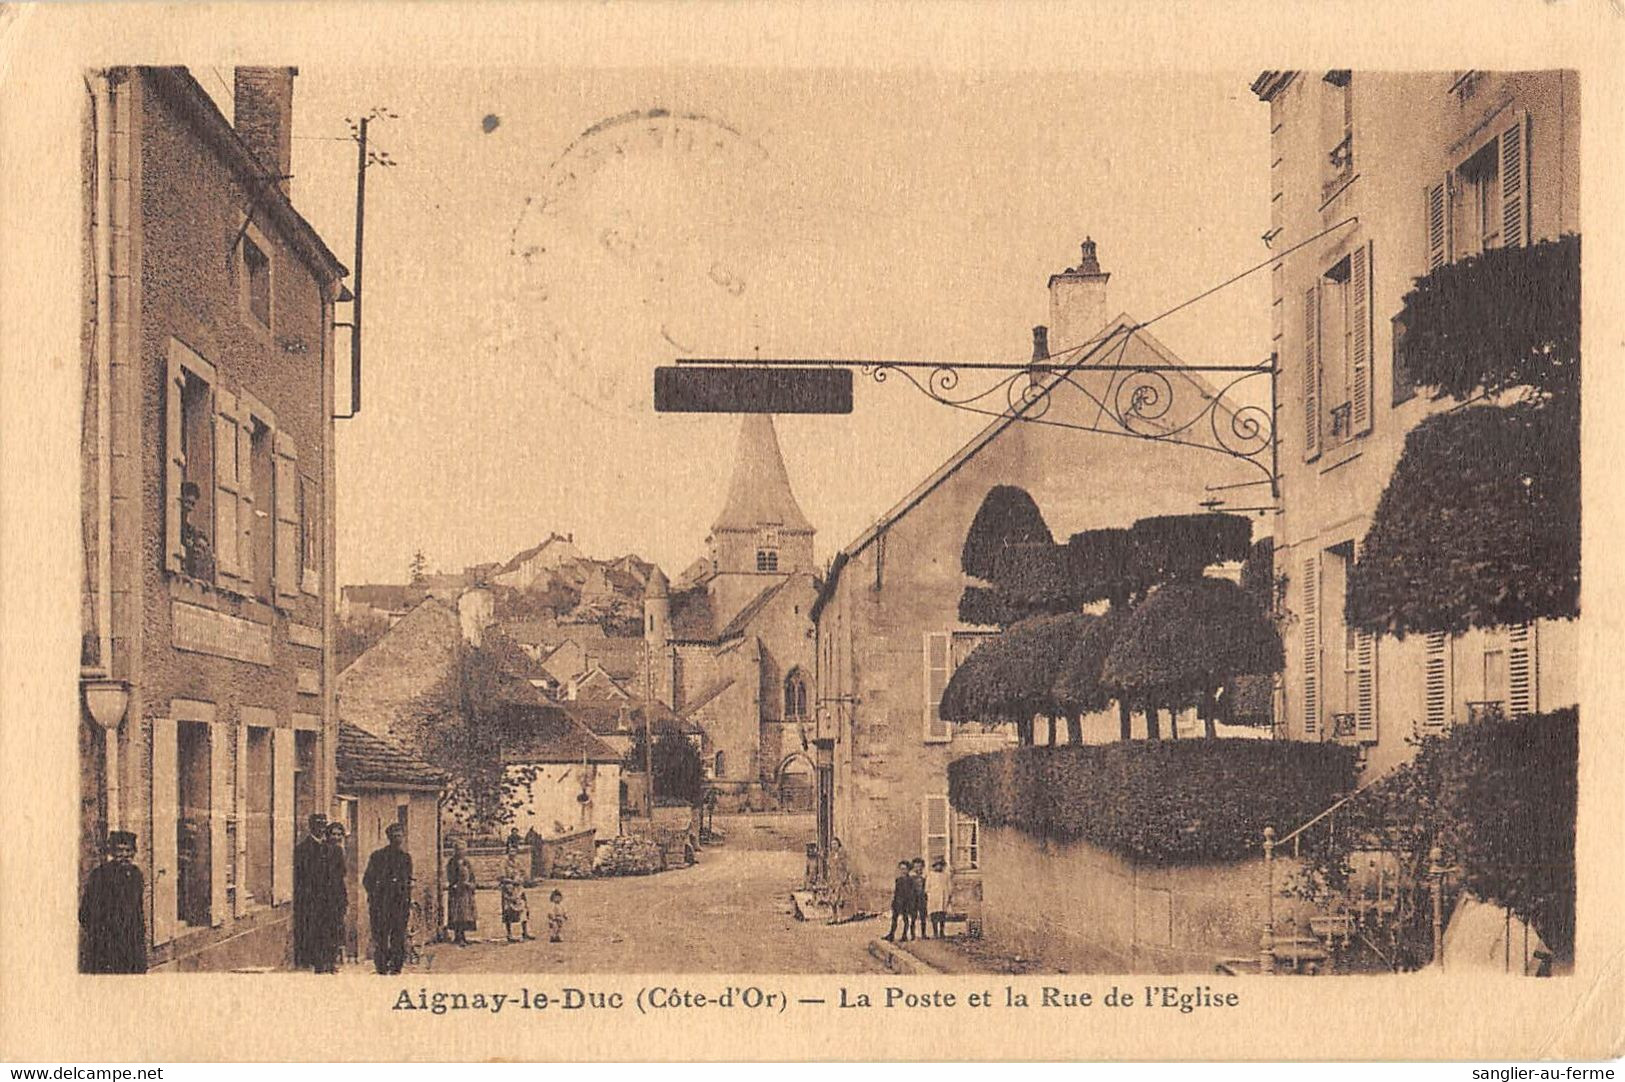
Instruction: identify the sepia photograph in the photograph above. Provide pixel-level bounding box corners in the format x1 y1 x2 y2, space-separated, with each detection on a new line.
4 0 1622 1066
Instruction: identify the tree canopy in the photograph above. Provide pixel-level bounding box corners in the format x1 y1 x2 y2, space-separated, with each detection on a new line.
1102 577 1284 707
960 485 1053 580
1348 398 1579 637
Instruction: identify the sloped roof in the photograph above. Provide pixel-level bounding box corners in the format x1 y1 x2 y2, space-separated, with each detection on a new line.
342 583 427 611
679 675 736 719
337 722 449 791
716 579 791 642
498 533 574 574
496 700 623 764
565 698 699 738
711 414 813 534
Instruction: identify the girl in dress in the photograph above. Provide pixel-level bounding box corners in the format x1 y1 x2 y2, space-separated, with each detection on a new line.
500 838 534 942
446 840 477 946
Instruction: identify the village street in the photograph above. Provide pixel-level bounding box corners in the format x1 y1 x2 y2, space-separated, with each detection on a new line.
418 816 886 975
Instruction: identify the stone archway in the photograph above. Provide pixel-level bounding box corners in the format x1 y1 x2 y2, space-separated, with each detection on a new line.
774 752 816 813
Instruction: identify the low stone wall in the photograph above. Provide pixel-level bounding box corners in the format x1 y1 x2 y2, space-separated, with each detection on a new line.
535 828 596 880
979 825 1315 973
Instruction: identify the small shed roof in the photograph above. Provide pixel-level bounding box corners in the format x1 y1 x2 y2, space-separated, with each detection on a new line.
337 722 449 792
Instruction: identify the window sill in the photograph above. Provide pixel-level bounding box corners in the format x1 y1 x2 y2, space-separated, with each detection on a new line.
1319 172 1359 212
1318 443 1364 474
168 574 276 624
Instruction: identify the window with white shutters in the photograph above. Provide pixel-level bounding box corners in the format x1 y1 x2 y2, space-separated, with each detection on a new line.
234 724 250 918
1354 630 1378 742
922 793 950 867
273 433 300 607
1425 177 1451 270
923 631 952 742
1500 114 1528 250
150 716 178 946
1301 552 1321 738
1424 631 1453 732
209 721 230 927
953 809 980 871
213 389 242 583
272 728 294 905
167 340 217 580
1350 243 1374 436
1508 622 1539 717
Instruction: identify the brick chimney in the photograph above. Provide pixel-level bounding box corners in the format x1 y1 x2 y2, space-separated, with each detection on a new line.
1047 237 1110 358
1028 325 1050 387
233 67 297 194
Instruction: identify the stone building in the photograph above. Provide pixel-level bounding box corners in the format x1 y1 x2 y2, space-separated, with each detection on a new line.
811 241 1260 911
1251 70 1579 777
641 415 820 807
78 67 349 969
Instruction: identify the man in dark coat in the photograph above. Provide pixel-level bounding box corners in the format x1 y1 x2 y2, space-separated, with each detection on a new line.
311 821 350 973
79 831 146 974
292 813 329 969
363 822 413 975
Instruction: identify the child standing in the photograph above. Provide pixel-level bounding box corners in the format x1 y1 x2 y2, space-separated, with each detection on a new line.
883 860 913 942
500 841 534 942
926 857 951 939
911 857 929 938
547 889 567 943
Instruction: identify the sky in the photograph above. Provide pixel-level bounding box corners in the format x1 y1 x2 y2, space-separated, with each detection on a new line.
204 67 1272 586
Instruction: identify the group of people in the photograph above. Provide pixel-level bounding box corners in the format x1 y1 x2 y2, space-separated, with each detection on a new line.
884 856 951 943
294 813 418 975
445 834 567 946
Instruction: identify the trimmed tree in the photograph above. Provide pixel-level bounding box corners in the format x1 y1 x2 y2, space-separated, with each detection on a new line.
960 485 1054 580
1102 577 1285 739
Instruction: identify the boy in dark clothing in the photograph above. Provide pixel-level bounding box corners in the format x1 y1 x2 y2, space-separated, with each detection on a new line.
911 857 930 938
883 860 914 942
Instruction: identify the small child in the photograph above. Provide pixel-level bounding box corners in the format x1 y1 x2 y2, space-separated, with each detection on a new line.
926 857 951 939
547 889 567 943
884 860 913 942
500 845 534 942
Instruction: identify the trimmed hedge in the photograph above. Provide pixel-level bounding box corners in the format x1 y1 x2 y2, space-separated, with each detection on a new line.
949 739 1358 864
1132 513 1253 582
1102 577 1284 702
961 485 1053 580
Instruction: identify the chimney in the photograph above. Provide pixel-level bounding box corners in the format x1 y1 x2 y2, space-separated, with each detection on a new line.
233 67 297 195
1029 325 1050 387
1047 236 1111 359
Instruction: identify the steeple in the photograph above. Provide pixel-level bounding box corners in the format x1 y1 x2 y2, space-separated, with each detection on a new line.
711 414 813 535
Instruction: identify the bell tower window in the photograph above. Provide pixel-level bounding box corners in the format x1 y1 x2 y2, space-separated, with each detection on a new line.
756 549 779 572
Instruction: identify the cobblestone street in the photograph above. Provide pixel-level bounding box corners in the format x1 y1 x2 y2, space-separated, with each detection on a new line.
417 818 885 974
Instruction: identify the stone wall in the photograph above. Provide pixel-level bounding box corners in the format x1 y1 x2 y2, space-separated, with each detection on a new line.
979 825 1315 974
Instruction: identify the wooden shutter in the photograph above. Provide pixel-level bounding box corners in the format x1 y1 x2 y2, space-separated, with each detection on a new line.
1425 177 1451 271
1301 552 1321 738
165 358 186 573
1500 113 1528 250
1508 622 1539 717
922 794 950 867
1350 242 1374 436
1424 631 1453 732
213 390 240 581
1303 285 1322 462
150 717 178 946
209 721 230 926
273 433 300 606
237 412 256 585
923 632 951 742
1354 631 1378 741
234 723 249 917
272 728 294 905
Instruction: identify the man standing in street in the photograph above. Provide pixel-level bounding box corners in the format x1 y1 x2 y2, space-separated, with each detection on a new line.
292 813 328 970
363 822 413 975
79 830 146 974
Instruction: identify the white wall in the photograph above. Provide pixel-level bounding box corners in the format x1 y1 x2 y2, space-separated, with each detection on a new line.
504 762 621 839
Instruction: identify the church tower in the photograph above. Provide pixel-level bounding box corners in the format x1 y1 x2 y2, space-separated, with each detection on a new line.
705 414 816 624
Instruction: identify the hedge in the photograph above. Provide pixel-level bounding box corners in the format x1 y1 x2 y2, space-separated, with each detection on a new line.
1102 577 1284 701
949 739 1359 864
960 485 1053 580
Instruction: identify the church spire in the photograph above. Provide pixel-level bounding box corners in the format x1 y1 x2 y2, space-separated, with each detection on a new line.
711 414 813 535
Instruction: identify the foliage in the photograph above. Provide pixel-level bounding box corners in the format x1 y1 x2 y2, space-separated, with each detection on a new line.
949 740 1358 863
1296 708 1577 963
409 550 428 584
1102 577 1284 706
1048 608 1121 717
1348 398 1579 637
1398 234 1579 403
1240 537 1274 611
958 585 1021 629
624 729 705 806
1067 527 1143 606
989 542 1080 616
960 485 1053 580
1131 513 1253 582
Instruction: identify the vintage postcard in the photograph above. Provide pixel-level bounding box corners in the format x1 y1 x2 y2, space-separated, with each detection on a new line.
1 0 1622 1064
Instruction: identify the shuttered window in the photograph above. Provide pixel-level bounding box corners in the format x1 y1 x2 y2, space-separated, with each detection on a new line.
1354 630 1378 742
922 793 950 867
1301 552 1321 738
209 721 230 927
1302 286 1321 462
167 340 218 580
1350 242 1374 436
150 717 179 946
1500 114 1528 249
213 389 242 583
923 631 952 743
1424 632 1453 732
1425 177 1451 270
273 433 300 606
272 728 294 905
234 724 250 918
1508 622 1539 717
